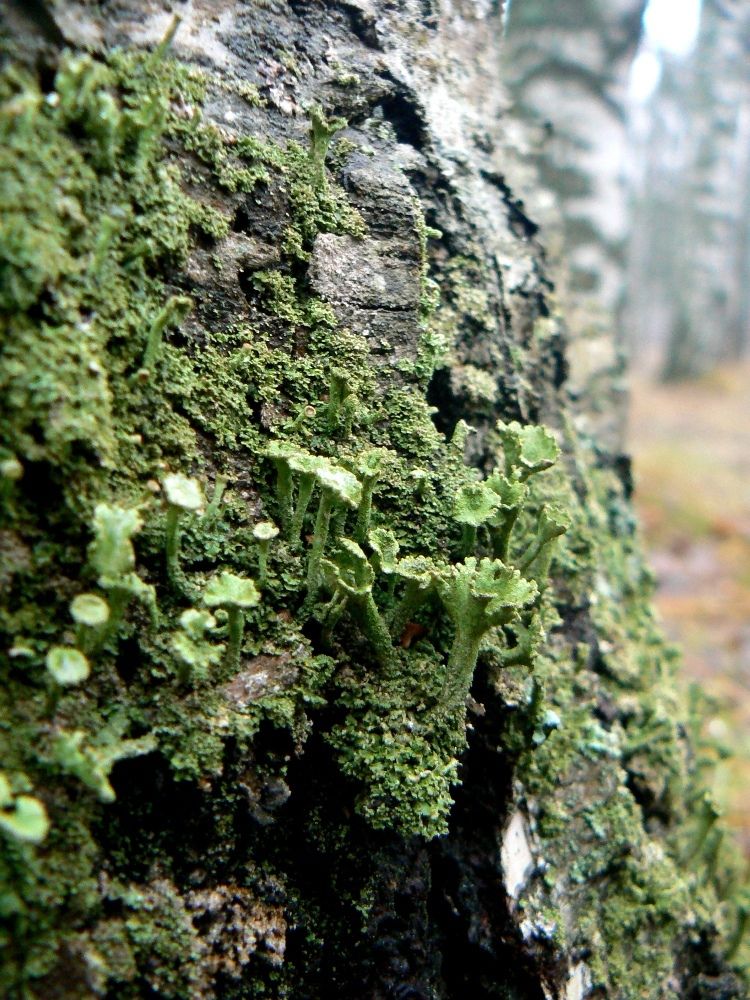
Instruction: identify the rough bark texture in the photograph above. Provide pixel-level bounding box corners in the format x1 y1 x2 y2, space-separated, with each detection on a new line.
0 2 747 999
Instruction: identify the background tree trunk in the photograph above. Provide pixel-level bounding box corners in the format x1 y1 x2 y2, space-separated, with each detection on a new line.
626 0 750 379
0 2 746 999
501 0 647 450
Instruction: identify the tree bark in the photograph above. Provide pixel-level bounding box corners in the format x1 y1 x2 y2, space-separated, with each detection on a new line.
0 2 746 999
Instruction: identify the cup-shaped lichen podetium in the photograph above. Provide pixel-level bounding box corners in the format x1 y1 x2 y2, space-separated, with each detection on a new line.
367 526 400 577
0 773 49 846
162 473 204 588
88 503 156 648
305 463 362 598
45 645 91 714
321 540 393 663
518 505 570 584
46 646 91 687
497 421 560 482
141 294 193 375
368 526 400 605
436 558 537 713
70 593 110 653
0 452 23 508
0 771 49 844
390 555 446 641
287 452 327 544
353 448 391 543
252 520 279 585
172 608 223 685
452 481 501 556
265 441 296 537
485 473 528 561
309 106 347 190
203 571 260 672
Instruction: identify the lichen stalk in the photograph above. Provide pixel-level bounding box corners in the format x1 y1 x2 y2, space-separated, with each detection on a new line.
492 508 520 561
461 523 476 556
441 625 482 712
354 477 377 543
292 473 316 542
226 607 244 673
306 491 334 597
274 462 294 536
205 475 228 519
356 594 395 665
165 505 182 585
94 586 130 651
257 542 269 586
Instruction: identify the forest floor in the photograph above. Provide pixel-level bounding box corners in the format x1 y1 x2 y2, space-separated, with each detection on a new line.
629 365 750 855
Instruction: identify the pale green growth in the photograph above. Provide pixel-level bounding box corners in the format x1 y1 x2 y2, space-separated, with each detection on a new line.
179 607 217 640
309 105 347 188
501 611 544 668
88 212 123 277
46 646 90 686
205 474 228 519
498 421 560 481
0 452 23 506
409 468 430 498
54 53 121 166
354 448 391 543
265 440 296 535
452 482 501 555
70 593 110 652
149 12 182 64
203 571 260 671
321 540 393 663
726 898 750 961
283 402 316 433
89 503 141 581
142 294 193 373
163 473 204 588
70 593 110 628
486 473 527 560
53 730 157 803
391 556 447 640
287 452 327 543
327 367 351 432
172 608 223 684
163 472 203 512
341 392 359 438
88 504 156 647
450 419 476 455
306 462 362 597
518 505 570 582
437 558 537 712
0 774 49 845
253 521 279 585
683 791 722 865
368 527 400 576
0 454 22 481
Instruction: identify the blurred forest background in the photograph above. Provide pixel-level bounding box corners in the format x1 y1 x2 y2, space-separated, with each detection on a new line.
501 0 750 853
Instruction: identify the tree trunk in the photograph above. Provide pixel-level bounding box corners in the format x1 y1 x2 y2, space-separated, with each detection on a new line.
626 0 750 378
0 3 746 999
